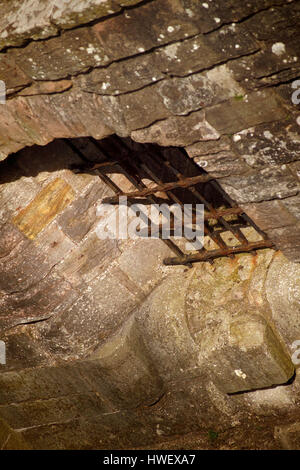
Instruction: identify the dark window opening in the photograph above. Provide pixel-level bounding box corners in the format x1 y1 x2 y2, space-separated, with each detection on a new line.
64 136 274 266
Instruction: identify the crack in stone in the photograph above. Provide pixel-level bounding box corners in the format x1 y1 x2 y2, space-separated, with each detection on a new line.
0 0 152 54
202 0 297 36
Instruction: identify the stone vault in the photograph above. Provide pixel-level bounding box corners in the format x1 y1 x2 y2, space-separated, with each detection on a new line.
0 0 300 450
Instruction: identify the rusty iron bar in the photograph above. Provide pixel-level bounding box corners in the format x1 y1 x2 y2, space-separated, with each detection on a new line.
113 137 204 234
65 139 123 194
113 136 211 259
163 240 275 265
84 161 119 170
90 138 188 262
145 148 230 252
67 137 273 266
110 138 232 255
141 146 230 252
110 137 185 231
101 173 214 203
69 138 184 259
163 151 250 247
106 196 244 220
207 177 269 241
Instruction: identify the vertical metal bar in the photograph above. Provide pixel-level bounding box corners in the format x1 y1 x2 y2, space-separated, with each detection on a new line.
113 136 213 259
132 143 228 252
90 138 187 261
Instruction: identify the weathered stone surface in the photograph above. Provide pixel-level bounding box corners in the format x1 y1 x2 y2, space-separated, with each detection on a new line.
185 136 232 158
13 177 74 240
244 384 296 416
0 329 51 372
0 55 31 92
275 422 300 450
58 232 120 286
132 109 220 146
5 0 211 81
0 91 112 161
287 160 300 184
57 182 105 243
19 415 123 450
33 264 141 358
229 50 300 91
0 0 144 50
0 392 112 430
245 3 300 42
0 365 92 404
281 195 300 222
266 223 300 262
18 80 72 96
0 0 287 52
78 53 164 96
135 274 199 383
0 239 50 294
153 22 259 78
97 85 170 136
0 270 78 330
185 257 295 393
117 238 175 294
231 122 300 168
33 221 76 267
205 89 288 135
12 27 109 81
89 315 164 407
198 309 294 394
194 151 249 178
241 200 298 232
0 223 27 259
0 163 41 222
220 166 300 204
0 417 30 449
266 253 300 345
156 65 244 116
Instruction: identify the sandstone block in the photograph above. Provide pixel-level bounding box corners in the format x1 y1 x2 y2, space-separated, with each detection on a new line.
88 315 164 408
205 90 287 135
13 177 74 240
220 166 300 204
134 274 199 382
200 314 294 394
241 200 298 232
132 110 220 146
275 422 300 450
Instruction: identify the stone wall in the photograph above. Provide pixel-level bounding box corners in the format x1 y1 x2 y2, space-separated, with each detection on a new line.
0 0 300 450
0 137 300 449
0 0 299 261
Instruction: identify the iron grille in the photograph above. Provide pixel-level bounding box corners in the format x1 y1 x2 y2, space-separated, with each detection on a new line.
66 136 275 267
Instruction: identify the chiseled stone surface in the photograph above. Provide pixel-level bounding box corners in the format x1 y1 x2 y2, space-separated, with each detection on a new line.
0 249 299 449
0 0 144 50
12 177 75 240
0 0 300 451
265 253 300 345
89 315 164 407
275 422 300 450
0 417 30 450
131 110 221 146
0 0 298 267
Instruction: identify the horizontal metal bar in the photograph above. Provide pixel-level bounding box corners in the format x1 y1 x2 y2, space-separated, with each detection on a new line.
163 240 275 265
103 198 243 220
91 141 188 263
101 174 213 202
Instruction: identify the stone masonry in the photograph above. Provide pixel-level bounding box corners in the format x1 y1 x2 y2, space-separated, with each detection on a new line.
0 0 300 450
